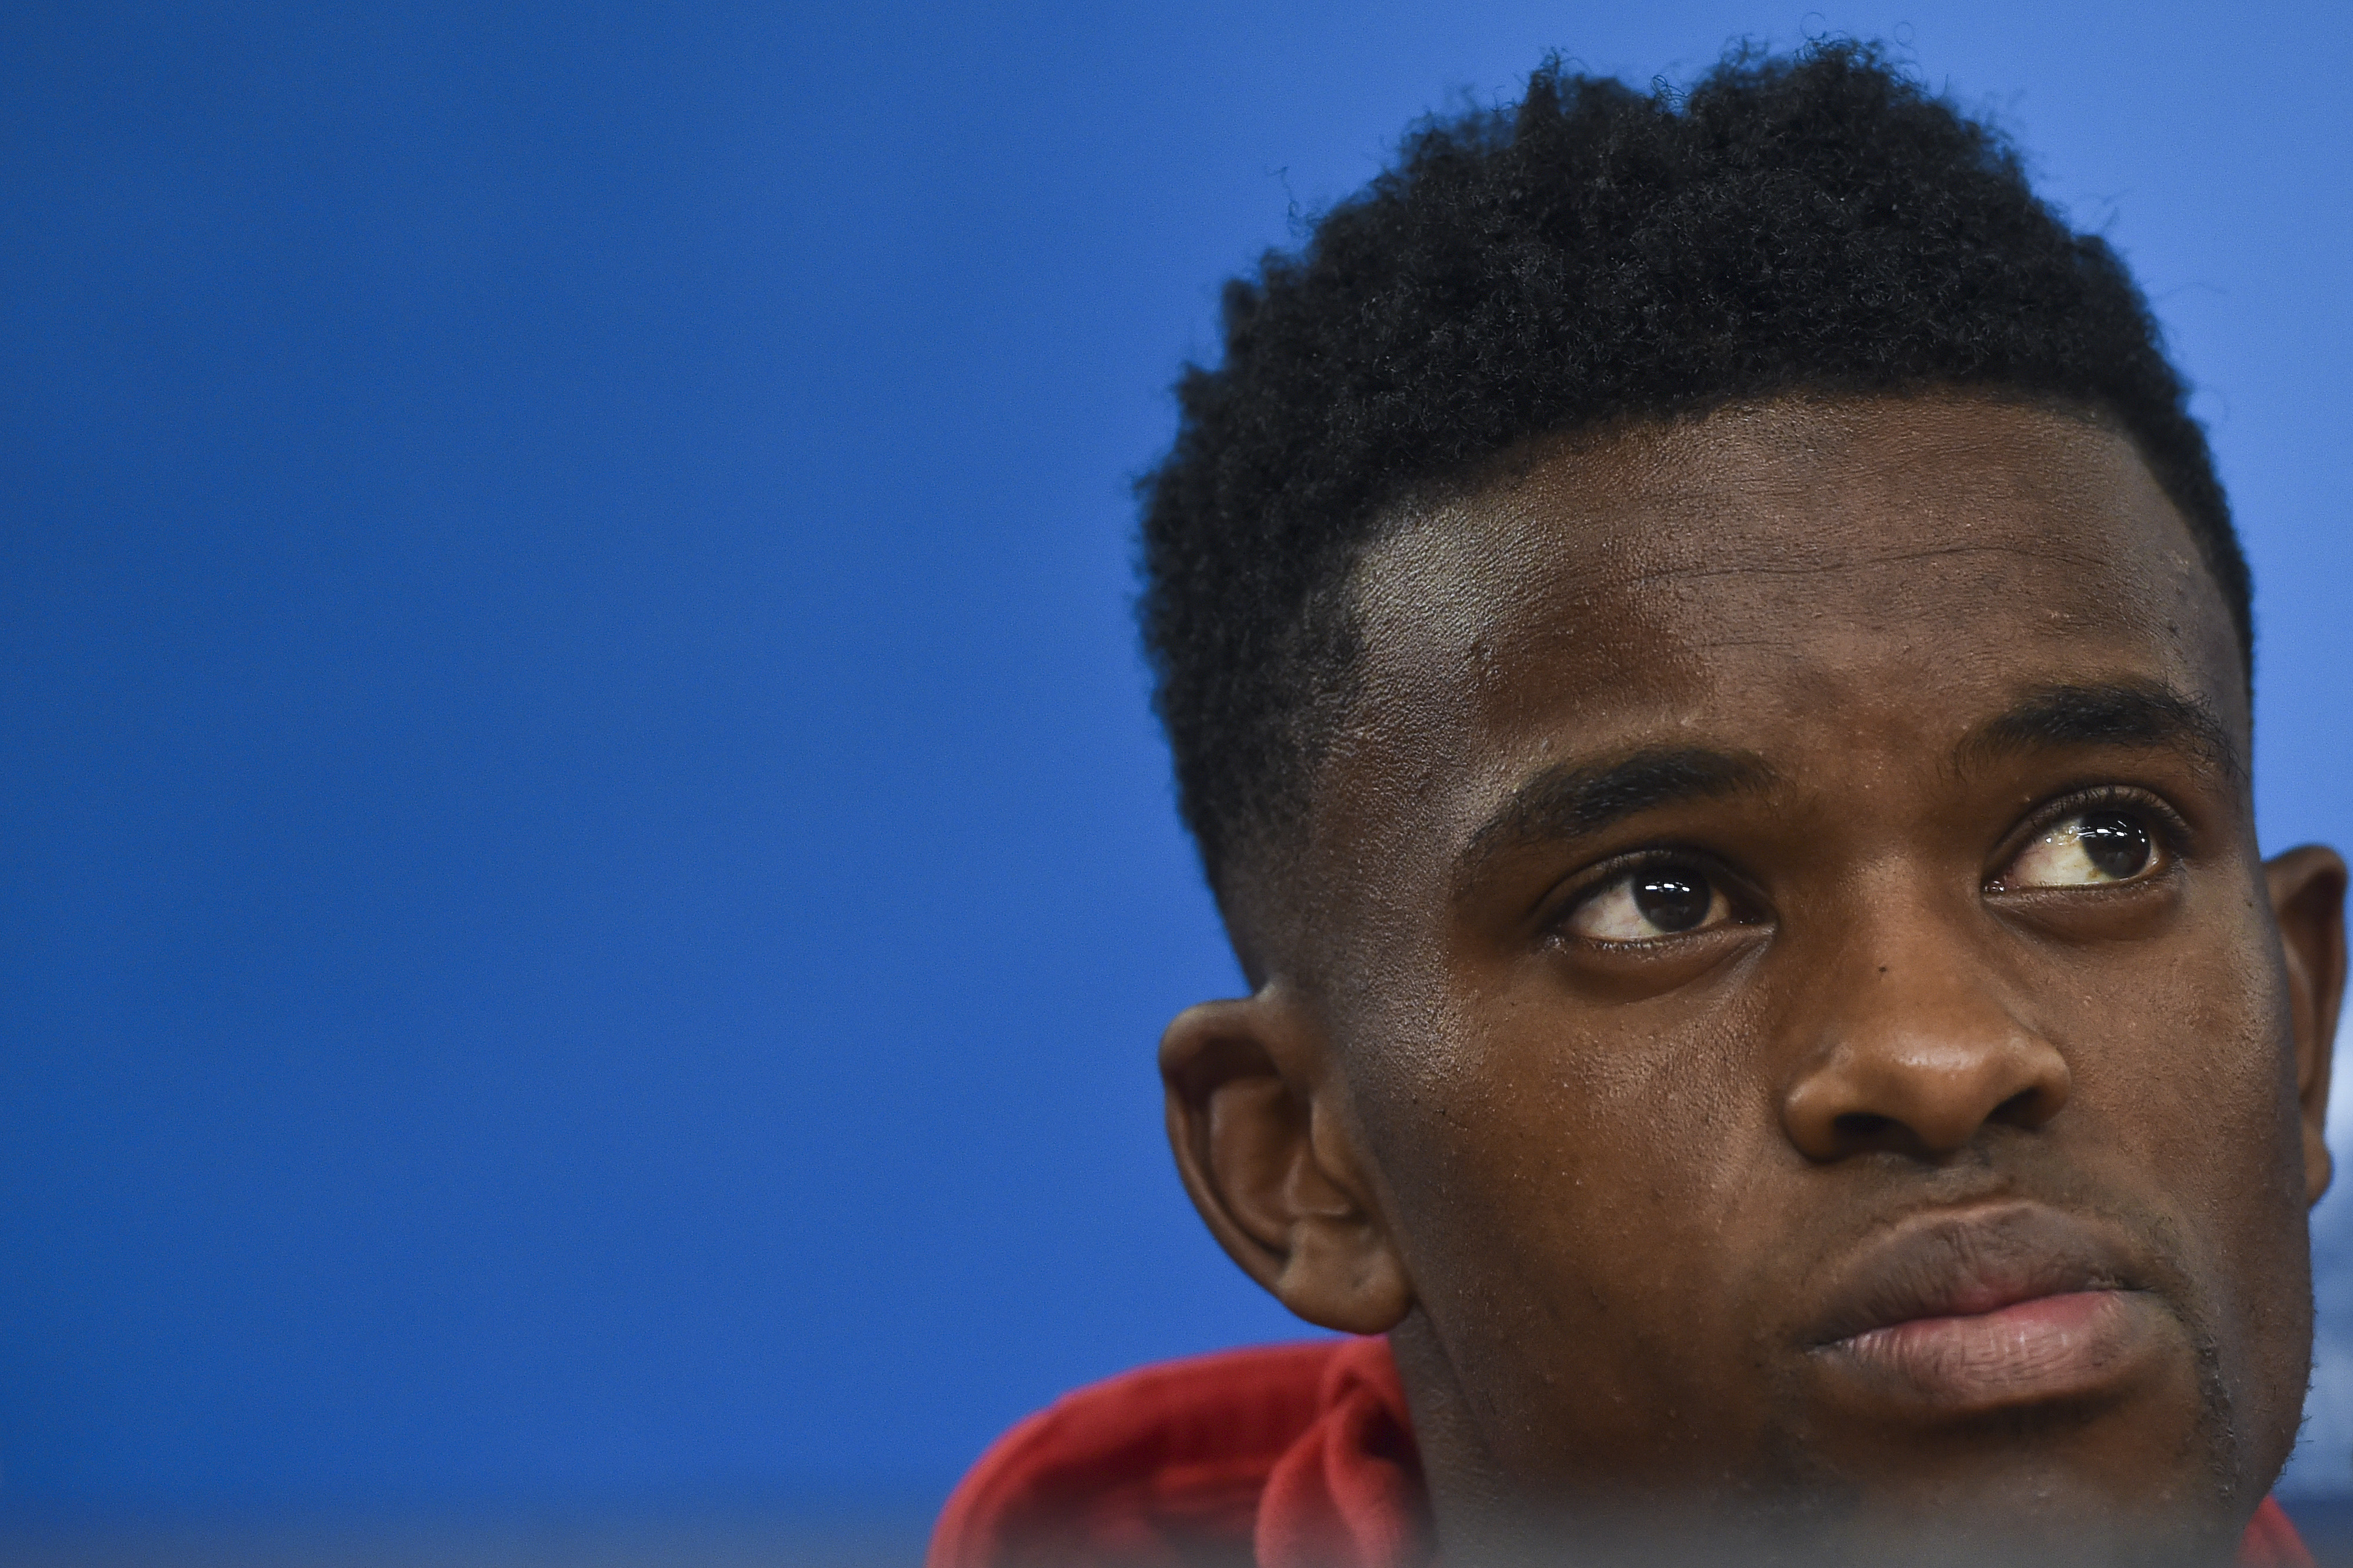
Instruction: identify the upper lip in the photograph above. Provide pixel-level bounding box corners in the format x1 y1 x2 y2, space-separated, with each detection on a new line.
1803 1203 2144 1350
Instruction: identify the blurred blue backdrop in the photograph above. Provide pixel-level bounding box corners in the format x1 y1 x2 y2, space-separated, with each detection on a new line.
9 0 2353 1549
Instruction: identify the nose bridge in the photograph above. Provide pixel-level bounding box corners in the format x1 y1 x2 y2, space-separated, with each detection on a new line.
1779 872 2071 1162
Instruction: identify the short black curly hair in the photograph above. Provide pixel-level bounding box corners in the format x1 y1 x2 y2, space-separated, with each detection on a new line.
1137 42 2252 896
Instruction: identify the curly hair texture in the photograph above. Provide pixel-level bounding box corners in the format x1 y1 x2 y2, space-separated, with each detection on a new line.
1136 43 2251 895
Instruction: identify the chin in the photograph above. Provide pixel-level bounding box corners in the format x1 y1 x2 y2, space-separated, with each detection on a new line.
1791 1445 2258 1568
1481 1480 2252 1568
1489 1424 2266 1568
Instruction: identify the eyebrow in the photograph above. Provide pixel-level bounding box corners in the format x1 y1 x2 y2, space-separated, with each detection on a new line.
1458 747 1777 884
1452 682 2237 891
1957 680 2243 781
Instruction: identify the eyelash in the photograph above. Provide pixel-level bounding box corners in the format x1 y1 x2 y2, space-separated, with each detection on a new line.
1545 848 1748 939
1994 783 2193 883
1539 784 2193 940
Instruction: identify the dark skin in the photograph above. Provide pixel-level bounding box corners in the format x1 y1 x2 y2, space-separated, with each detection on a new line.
1160 395 2348 1565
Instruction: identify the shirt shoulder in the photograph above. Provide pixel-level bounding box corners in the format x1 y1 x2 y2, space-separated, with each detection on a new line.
927 1341 1341 1568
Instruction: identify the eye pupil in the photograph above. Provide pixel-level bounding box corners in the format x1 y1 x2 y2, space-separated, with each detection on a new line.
1633 872 1711 932
2077 812 2151 880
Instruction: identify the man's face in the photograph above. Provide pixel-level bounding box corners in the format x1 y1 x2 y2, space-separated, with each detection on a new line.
1235 396 2340 1557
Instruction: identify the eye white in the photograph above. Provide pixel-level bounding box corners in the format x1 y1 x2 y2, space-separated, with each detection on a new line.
1566 868 1732 942
2002 810 2155 889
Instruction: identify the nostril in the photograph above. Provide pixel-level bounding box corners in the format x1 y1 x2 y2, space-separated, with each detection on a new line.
1993 1086 2043 1125
1833 1111 1895 1141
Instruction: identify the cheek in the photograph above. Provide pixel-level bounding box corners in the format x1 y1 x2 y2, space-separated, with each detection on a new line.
2058 898 2303 1212
2031 898 2313 1463
1348 978 1786 1444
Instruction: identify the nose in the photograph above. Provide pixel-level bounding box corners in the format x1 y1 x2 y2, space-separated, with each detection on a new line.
1779 942 2071 1163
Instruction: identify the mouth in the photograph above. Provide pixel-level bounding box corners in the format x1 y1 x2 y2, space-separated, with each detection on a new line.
1806 1205 2167 1414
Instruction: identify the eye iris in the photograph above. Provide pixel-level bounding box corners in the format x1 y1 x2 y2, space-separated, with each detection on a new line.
1632 872 1711 932
2077 812 2151 880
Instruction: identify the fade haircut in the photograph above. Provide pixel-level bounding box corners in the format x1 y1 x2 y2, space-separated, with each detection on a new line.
1136 42 2252 898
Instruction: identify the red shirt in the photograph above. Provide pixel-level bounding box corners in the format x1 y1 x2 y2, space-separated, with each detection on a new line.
931 1337 2312 1568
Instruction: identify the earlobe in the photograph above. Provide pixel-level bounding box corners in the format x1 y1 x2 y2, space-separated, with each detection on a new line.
1159 990 1413 1334
2264 845 2348 1207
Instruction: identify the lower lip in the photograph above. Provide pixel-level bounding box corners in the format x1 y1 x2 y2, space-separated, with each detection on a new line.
1825 1290 2154 1409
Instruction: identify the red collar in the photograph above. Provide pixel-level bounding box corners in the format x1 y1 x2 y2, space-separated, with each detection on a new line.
930 1336 2313 1567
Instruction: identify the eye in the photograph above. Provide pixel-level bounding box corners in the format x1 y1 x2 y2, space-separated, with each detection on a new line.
1565 863 1735 942
1999 809 2161 889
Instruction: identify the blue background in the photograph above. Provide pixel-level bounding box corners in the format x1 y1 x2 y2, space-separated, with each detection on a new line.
10 0 2353 1546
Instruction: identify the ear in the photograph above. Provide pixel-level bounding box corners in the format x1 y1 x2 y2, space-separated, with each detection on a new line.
2265 845 2348 1207
1159 989 1412 1334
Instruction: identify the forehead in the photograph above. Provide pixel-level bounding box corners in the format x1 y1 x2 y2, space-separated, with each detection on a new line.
1307 395 2244 895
